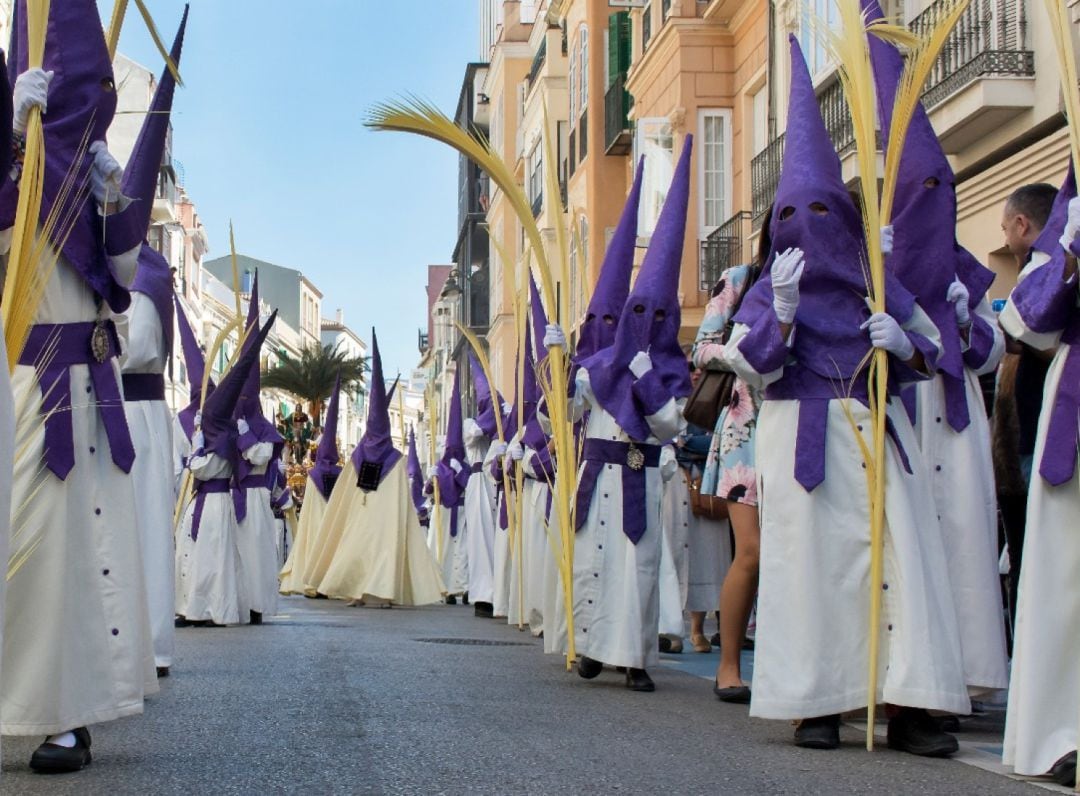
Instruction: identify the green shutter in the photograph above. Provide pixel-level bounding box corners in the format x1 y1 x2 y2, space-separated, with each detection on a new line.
608 11 631 89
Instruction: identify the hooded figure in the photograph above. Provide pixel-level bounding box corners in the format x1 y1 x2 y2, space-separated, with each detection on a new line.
559 137 692 693
461 352 499 616
406 429 429 526
175 312 277 629
574 157 645 363
231 271 285 624
720 35 969 751
280 372 344 597
864 0 1008 699
115 5 189 677
430 370 469 598
1000 165 1080 780
312 330 444 606
0 0 161 771
175 292 213 441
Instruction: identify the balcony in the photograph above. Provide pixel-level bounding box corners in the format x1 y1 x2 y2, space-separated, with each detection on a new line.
605 73 633 155
750 135 784 230
700 211 752 291
526 38 547 94
912 0 1035 152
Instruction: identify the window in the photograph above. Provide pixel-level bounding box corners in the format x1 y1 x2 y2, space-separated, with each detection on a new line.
642 3 653 50
751 87 768 156
699 109 733 237
568 40 578 122
528 139 543 208
568 220 579 321
662 0 672 19
490 93 503 156
579 27 589 114
577 216 589 324
633 118 674 237
798 0 839 78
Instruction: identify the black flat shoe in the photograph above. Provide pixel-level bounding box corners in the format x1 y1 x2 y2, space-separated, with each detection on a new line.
156 666 170 678
249 611 263 625
29 727 92 773
445 595 457 606
709 632 722 648
625 668 655 692
577 656 603 679
1051 751 1077 786
933 714 960 733
713 684 751 704
886 708 958 757
174 615 193 628
473 601 494 618
795 715 841 750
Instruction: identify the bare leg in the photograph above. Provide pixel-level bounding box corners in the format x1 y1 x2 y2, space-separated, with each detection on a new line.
690 611 706 636
715 501 760 688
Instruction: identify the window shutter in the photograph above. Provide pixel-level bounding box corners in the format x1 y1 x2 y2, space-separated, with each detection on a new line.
608 11 631 89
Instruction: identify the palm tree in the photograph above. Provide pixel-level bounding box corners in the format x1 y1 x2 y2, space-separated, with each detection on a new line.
262 343 369 424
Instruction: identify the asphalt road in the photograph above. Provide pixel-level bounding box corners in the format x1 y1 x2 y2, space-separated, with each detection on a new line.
0 596 1052 794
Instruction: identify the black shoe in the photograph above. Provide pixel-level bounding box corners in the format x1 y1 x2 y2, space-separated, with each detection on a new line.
886 708 959 757
156 666 170 678
29 727 92 773
174 615 193 628
658 636 683 654
742 637 755 650
577 656 603 679
473 601 494 618
795 715 841 750
625 668 655 692
710 631 722 648
445 595 457 605
713 683 751 704
933 714 960 733
1051 751 1077 786
462 593 469 605
249 611 263 625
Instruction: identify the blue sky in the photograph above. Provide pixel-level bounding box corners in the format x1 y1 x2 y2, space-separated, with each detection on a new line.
106 0 480 378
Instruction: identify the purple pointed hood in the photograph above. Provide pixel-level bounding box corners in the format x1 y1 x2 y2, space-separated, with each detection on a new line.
308 371 343 500
469 351 499 438
435 370 467 507
575 157 645 362
200 311 277 465
235 271 283 445
130 243 175 355
120 5 188 235
350 328 402 490
578 137 693 441
866 0 994 395
1 0 144 312
735 35 917 382
407 429 427 518
529 272 549 363
1033 165 1076 258
175 293 213 441
0 53 12 186
520 290 548 451
387 375 400 404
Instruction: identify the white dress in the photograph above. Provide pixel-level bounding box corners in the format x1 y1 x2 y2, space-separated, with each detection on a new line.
910 298 1008 694
520 448 552 635
567 368 684 670
0 325 14 750
484 444 512 618
1000 263 1080 776
234 442 280 618
658 446 686 637
279 476 328 596
726 309 971 720
463 419 497 605
4 255 158 735
437 486 468 597
117 292 176 669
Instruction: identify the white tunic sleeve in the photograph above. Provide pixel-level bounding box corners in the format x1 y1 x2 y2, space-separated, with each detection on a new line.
242 441 275 467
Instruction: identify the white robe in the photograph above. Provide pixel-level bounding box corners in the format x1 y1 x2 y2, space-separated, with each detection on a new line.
1000 278 1080 776
463 419 497 605
484 446 512 618
910 298 1008 694
117 292 176 669
658 447 686 637
234 442 279 618
4 254 158 735
175 451 244 625
726 311 970 720
568 368 684 670
279 476 328 596
437 491 468 597
0 325 13 751
317 460 445 605
520 452 551 635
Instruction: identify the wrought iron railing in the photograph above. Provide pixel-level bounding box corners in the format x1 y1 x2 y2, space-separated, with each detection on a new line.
527 37 547 92
751 135 784 229
605 72 633 154
700 211 753 291
912 0 1034 108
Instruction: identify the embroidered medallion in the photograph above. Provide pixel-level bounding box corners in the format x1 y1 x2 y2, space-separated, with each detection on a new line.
90 321 110 364
626 442 644 471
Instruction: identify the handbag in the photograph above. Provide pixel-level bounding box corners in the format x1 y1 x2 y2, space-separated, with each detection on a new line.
683 265 759 430
685 468 729 521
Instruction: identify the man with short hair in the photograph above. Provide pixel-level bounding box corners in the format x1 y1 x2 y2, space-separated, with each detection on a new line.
1002 183 1058 261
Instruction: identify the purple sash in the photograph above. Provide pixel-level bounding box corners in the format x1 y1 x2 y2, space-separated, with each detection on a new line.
191 477 230 540
574 438 662 544
122 372 166 402
1040 321 1080 485
19 321 135 479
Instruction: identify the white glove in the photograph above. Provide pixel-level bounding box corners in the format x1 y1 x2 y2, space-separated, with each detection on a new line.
946 279 970 327
194 411 203 428
13 68 52 134
490 441 508 458
236 417 250 435
463 418 484 444
501 401 512 416
771 247 805 324
880 225 894 257
1061 197 1080 251
88 141 124 206
543 323 567 349
629 350 653 378
192 430 205 451
508 441 524 461
449 459 463 474
861 312 914 361
427 465 439 479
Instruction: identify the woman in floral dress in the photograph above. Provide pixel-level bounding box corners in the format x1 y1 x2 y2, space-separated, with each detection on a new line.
691 223 771 703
